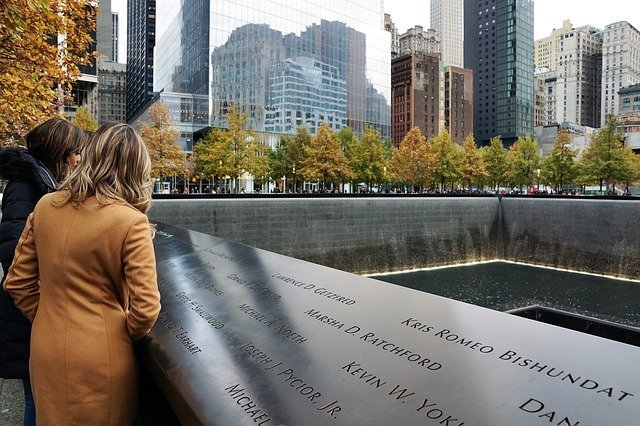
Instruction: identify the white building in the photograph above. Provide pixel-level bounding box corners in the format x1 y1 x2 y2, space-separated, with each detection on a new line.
398 25 440 56
601 21 640 125
535 20 574 71
556 26 602 128
430 0 463 67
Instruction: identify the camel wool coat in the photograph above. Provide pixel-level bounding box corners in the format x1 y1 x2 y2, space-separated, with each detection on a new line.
3 192 161 425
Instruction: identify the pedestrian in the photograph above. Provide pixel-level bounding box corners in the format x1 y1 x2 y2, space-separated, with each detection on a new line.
3 122 161 425
0 117 86 426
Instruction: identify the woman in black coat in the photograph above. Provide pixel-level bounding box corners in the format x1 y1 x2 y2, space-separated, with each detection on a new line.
0 118 85 425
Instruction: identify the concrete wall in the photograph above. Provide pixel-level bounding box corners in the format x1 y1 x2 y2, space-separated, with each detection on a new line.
148 196 640 278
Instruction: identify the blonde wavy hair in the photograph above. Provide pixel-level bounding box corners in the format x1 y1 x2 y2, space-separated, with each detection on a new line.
57 122 152 214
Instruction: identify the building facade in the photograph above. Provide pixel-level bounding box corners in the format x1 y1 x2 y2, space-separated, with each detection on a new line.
112 12 119 62
384 14 400 58
464 0 534 146
430 0 463 67
152 0 391 146
601 21 640 125
535 20 574 71
444 66 473 143
391 52 442 147
97 59 126 124
265 57 347 134
555 27 602 128
126 0 156 122
398 26 440 56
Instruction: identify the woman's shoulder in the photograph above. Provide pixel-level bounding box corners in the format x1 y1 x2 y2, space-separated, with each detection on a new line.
0 147 55 194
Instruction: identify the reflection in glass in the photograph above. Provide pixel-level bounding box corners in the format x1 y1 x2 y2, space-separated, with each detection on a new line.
154 0 390 142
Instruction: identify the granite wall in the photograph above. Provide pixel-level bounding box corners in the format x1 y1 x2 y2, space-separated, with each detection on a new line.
148 196 640 278
148 197 502 274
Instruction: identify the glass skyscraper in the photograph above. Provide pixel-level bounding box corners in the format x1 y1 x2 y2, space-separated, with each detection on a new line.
154 0 390 146
464 0 534 146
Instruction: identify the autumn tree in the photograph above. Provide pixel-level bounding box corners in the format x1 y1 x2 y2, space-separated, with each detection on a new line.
300 122 353 190
482 136 509 191
460 133 486 191
389 127 434 191
268 127 308 192
1 0 96 144
139 102 184 180
507 135 541 191
194 128 233 184
540 130 577 192
430 129 462 192
71 105 98 133
578 115 633 193
244 135 270 186
347 127 388 189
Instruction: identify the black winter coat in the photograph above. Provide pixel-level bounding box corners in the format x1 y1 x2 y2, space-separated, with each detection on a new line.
0 146 57 379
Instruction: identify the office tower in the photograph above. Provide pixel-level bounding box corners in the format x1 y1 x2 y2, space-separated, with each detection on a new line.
391 52 442 147
384 14 400 58
601 22 640 125
96 0 114 60
126 0 156 122
535 20 573 71
112 12 119 62
153 0 390 145
464 0 534 146
444 66 473 143
430 0 463 67
556 27 602 127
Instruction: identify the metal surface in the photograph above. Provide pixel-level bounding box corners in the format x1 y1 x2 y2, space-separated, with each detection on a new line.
143 222 640 425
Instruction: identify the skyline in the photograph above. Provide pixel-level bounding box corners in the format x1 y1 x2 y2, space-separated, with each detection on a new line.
386 0 640 39
112 0 640 63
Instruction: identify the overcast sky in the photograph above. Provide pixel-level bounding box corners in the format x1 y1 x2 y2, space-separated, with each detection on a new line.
111 0 640 63
386 0 640 39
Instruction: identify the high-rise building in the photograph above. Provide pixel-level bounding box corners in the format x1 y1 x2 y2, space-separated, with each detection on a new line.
96 0 114 61
534 68 558 126
430 0 463 67
556 27 602 128
153 0 390 146
444 66 473 143
264 57 347 134
464 0 534 146
126 0 156 122
534 73 546 126
65 0 114 118
601 21 640 125
112 12 119 62
391 52 442 147
97 59 127 124
535 20 573 72
398 26 440 56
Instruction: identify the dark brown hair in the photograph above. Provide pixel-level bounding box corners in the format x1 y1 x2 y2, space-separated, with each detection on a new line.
26 117 86 181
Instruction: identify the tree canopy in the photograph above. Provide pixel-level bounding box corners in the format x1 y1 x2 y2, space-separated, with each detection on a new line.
389 126 434 190
300 122 353 186
139 102 184 179
1 0 96 144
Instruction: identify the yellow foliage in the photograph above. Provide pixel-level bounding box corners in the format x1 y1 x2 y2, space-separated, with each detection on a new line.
0 0 96 143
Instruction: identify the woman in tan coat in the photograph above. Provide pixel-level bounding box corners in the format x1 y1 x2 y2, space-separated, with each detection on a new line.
4 123 161 425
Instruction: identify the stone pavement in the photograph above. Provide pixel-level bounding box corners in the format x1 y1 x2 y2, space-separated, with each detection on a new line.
0 378 23 426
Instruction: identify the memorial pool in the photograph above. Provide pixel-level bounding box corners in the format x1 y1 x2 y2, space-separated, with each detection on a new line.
372 261 640 330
